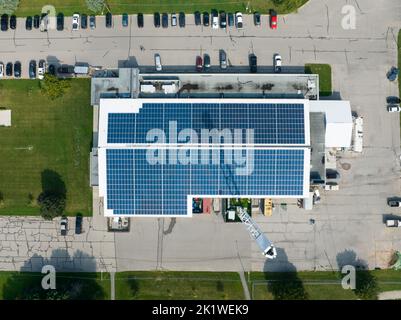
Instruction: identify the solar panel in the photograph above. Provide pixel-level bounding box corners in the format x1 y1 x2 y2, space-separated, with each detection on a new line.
105 148 305 215
107 102 305 145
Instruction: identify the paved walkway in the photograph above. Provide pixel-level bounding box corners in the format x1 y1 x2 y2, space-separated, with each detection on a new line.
378 290 401 300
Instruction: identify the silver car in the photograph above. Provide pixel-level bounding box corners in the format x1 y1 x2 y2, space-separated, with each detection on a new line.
219 50 227 69
155 53 162 71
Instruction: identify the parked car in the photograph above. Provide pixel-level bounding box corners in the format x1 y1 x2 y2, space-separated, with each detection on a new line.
81 13 87 29
203 12 209 26
254 12 261 26
326 170 340 179
33 15 40 29
1 14 8 31
171 13 177 26
37 60 46 80
249 54 257 73
388 199 401 207
235 12 243 29
162 13 168 28
0 62 3 78
56 13 64 31
203 53 211 69
60 216 68 236
154 12 160 27
72 13 79 31
227 13 234 26
220 50 227 69
155 53 162 71
48 64 55 75
75 214 83 234
57 64 74 75
386 219 401 227
387 96 401 104
106 12 112 28
14 61 21 78
89 15 96 29
137 13 144 28
122 13 128 27
388 67 399 81
269 9 277 29
5 62 12 76
212 10 218 29
194 11 201 25
274 54 282 73
196 56 203 72
219 11 226 28
25 16 32 30
387 105 401 112
29 60 36 79
40 13 49 32
10 15 16 29
179 12 185 27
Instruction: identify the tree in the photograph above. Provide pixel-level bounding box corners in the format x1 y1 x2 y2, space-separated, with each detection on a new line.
37 192 66 220
0 0 19 15
0 190 4 207
40 73 71 100
85 0 106 13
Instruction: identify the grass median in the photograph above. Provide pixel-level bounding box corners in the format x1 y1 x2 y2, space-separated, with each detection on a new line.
0 79 92 216
15 0 309 17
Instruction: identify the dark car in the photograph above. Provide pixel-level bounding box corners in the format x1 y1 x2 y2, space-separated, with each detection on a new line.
25 16 32 30
14 61 21 78
75 214 83 234
179 12 185 27
1 14 8 31
106 12 112 28
154 12 160 27
203 53 210 69
29 60 36 79
194 11 201 25
162 13 168 28
203 12 209 26
254 12 261 25
10 15 16 29
5 62 12 76
196 56 203 72
81 13 88 29
48 64 56 75
57 64 74 74
219 11 226 28
89 15 96 29
122 13 128 27
249 54 257 73
387 96 401 104
33 15 40 29
56 13 64 31
138 13 144 28
388 67 399 82
227 12 234 26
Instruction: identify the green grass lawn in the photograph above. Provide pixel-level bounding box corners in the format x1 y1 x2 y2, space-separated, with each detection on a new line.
250 270 401 300
115 271 244 300
14 0 309 16
0 272 110 300
305 63 332 97
0 79 92 216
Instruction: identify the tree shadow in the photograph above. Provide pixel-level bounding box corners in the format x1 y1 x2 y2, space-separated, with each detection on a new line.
2 249 105 300
127 277 139 297
40 170 66 198
263 248 308 300
336 249 378 300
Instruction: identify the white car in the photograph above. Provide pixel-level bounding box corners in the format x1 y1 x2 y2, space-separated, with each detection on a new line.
37 60 46 80
235 12 243 29
0 62 3 78
274 54 282 73
212 14 218 29
72 13 80 31
155 54 162 71
171 13 177 26
386 219 401 227
388 105 401 112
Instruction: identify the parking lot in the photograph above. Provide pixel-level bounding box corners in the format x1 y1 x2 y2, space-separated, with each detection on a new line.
1 0 401 273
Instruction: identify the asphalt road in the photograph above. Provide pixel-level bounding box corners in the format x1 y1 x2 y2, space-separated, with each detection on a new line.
1 0 401 273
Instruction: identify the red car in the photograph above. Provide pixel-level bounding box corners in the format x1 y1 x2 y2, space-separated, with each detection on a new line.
269 9 277 29
196 56 203 72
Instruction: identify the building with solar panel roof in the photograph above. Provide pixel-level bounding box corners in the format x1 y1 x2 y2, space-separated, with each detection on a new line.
90 68 352 217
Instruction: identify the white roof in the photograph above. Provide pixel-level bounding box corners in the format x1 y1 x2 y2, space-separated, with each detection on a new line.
0 110 11 126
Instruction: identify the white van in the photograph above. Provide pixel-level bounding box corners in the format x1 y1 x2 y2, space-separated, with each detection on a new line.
155 54 162 71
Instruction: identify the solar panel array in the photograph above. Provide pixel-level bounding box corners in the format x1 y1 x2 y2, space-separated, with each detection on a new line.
107 102 305 145
106 148 305 215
